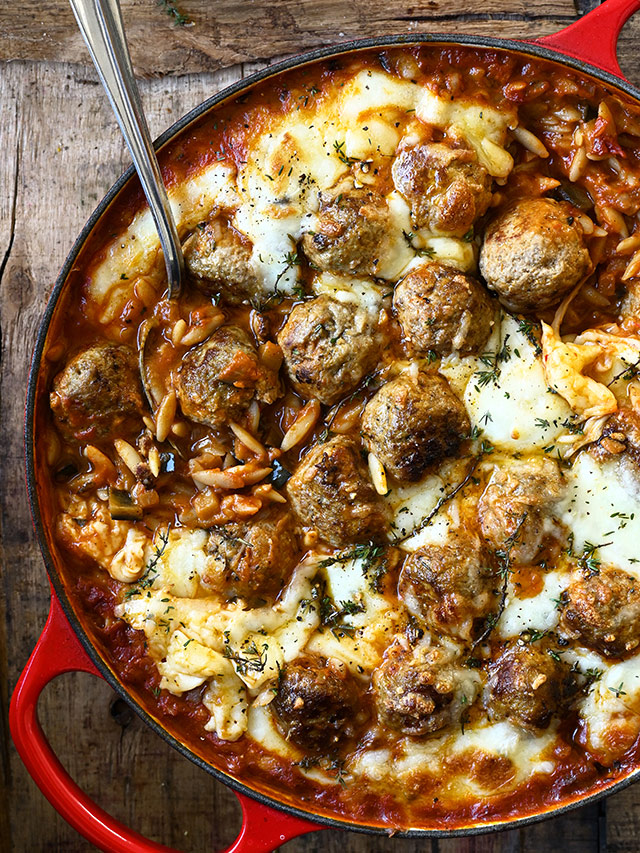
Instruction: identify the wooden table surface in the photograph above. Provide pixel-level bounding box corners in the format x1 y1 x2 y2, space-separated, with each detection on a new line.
2 0 640 850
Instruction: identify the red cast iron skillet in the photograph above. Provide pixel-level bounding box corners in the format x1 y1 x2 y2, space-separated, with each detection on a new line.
10 0 640 848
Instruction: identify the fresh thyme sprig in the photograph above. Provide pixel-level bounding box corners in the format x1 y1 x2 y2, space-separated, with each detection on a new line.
577 541 611 576
251 249 302 310
472 513 528 649
222 639 269 676
517 317 542 355
319 594 365 639
125 526 171 597
474 335 512 388
274 250 302 290
399 457 481 543
402 230 436 259
332 140 359 166
607 355 640 386
320 542 387 592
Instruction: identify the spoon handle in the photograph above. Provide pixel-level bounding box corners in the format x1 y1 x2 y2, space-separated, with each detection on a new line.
69 0 184 297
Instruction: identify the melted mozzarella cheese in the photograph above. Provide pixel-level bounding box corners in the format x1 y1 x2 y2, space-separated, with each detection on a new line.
416 90 516 177
401 237 477 277
306 555 403 676
90 163 238 320
380 191 417 278
339 69 419 122
233 203 306 294
345 119 400 159
385 458 471 551
497 571 566 639
252 120 348 200
576 653 640 763
203 676 248 742
247 705 300 761
234 117 348 294
451 720 556 781
116 593 223 658
352 719 556 797
541 323 618 420
558 453 640 576
158 629 231 693
149 527 209 598
462 314 572 452
117 557 321 729
312 272 384 314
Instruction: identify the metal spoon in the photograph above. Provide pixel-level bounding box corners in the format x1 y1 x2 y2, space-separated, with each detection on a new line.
69 0 184 298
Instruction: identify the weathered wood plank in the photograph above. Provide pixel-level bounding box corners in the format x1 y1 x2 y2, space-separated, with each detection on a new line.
0 0 590 77
2 0 640 82
519 802 603 853
0 65 20 853
436 828 520 852
607 783 640 853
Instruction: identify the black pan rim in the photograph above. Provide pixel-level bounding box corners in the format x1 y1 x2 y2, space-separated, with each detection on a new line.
24 31 640 840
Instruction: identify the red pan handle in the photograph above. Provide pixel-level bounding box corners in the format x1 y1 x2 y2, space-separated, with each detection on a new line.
9 591 321 853
534 0 640 80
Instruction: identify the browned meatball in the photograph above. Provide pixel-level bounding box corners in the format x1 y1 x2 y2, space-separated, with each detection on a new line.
301 184 391 276
203 509 300 602
175 326 281 428
560 568 640 658
361 372 470 482
372 640 469 736
286 435 390 547
183 217 261 305
50 344 143 440
478 457 565 564
485 640 574 730
399 531 498 640
393 263 494 356
479 198 591 312
392 142 492 235
272 655 360 751
277 295 384 405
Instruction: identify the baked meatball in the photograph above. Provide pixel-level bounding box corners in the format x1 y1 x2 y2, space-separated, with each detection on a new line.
361 372 470 482
272 655 360 751
301 184 392 276
50 344 144 441
392 142 492 235
286 435 390 547
372 640 473 736
175 326 281 428
204 509 300 602
479 198 591 312
183 217 261 305
277 295 384 405
399 531 498 640
560 567 640 658
478 457 565 564
485 640 574 730
393 263 494 356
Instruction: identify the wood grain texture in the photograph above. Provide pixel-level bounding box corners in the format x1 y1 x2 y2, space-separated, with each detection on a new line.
607 784 640 853
2 3 640 850
0 0 586 77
